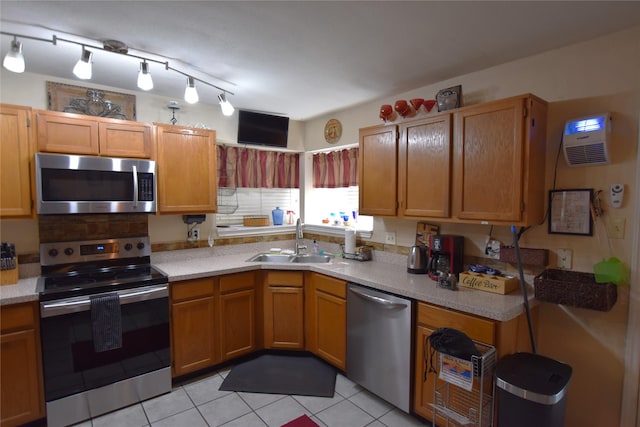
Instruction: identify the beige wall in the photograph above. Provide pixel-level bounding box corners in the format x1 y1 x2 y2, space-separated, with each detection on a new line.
1 25 639 426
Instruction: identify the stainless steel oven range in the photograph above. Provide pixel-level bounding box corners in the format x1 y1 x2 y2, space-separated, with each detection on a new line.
37 236 170 427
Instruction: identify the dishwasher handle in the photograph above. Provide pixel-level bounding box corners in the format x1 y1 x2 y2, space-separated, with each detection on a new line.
348 286 408 309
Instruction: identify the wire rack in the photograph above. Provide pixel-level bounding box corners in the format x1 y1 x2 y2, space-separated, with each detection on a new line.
217 187 238 214
431 342 496 427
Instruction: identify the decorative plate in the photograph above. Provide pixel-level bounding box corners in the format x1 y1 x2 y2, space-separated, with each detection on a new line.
324 118 342 144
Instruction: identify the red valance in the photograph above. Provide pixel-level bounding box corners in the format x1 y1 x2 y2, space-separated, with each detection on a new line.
217 145 300 189
313 147 359 188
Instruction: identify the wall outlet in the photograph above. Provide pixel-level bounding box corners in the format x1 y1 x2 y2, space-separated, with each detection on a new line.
189 228 199 241
558 248 572 269
606 217 625 239
385 232 396 245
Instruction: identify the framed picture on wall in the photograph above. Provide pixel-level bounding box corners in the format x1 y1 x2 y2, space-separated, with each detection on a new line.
548 189 593 236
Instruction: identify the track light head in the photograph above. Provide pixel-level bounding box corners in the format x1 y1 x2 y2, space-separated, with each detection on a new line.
73 47 93 79
137 61 153 90
218 93 235 116
3 37 25 73
184 76 199 104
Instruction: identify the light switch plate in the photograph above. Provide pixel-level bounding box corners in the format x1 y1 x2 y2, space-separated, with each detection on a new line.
385 232 396 245
606 217 626 239
558 248 572 269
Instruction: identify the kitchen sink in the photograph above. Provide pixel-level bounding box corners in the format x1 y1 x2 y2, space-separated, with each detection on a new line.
246 253 294 262
246 253 332 263
289 254 332 263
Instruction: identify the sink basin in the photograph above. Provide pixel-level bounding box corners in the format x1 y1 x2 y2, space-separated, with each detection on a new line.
247 253 293 262
246 253 332 263
289 254 333 264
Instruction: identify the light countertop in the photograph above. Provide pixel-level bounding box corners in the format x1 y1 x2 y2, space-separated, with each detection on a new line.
0 242 533 322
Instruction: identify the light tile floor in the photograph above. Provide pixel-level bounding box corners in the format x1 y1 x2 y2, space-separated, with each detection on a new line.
72 367 431 427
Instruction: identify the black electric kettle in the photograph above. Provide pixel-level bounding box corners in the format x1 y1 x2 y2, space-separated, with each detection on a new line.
407 245 427 274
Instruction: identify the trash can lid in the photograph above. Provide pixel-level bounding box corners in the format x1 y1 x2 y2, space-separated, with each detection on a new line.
495 352 572 405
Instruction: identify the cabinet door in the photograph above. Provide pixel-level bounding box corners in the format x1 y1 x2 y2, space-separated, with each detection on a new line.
0 105 34 217
0 302 44 427
171 293 217 376
306 273 346 370
36 110 100 155
219 272 256 361
1 330 43 427
264 272 304 349
99 121 152 158
155 124 217 213
413 324 448 424
359 124 398 216
452 97 525 222
399 115 452 218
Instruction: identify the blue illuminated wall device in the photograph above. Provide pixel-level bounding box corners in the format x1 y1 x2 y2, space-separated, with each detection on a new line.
563 113 612 167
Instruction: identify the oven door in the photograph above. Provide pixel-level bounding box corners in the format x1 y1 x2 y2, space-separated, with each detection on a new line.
40 284 170 403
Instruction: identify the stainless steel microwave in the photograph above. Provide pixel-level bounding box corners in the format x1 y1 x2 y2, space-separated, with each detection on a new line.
35 153 157 214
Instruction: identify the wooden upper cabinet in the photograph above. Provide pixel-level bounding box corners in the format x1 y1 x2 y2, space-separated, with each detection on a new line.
98 121 152 158
36 110 152 158
358 124 398 216
0 104 34 218
154 124 217 214
399 114 452 218
452 94 547 225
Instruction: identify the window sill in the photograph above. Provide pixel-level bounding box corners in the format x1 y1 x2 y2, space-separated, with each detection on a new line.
304 224 373 239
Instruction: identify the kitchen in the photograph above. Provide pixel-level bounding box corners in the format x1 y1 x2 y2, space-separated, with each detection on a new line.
1 3 639 427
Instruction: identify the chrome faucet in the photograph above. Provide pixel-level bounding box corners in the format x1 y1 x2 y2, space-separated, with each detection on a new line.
295 218 307 255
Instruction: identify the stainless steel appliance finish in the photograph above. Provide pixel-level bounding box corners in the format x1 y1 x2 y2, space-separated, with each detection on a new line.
35 152 157 214
38 237 170 427
346 283 413 413
407 245 427 274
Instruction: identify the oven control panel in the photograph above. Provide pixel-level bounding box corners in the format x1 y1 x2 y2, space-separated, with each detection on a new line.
40 236 151 266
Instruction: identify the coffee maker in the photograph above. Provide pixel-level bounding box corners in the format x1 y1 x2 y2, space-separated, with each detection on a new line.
427 235 465 281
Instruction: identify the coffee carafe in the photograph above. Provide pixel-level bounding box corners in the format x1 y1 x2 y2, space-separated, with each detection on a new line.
427 235 465 281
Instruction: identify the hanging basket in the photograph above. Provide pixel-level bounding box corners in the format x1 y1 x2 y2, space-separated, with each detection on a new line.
534 269 617 312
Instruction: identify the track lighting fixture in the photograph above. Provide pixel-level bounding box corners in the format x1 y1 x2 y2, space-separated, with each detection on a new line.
73 46 93 80
218 92 235 116
137 60 153 91
184 76 199 104
2 36 25 73
1 31 235 113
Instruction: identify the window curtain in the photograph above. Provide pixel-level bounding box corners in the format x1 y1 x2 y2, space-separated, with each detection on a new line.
313 147 359 188
217 145 300 189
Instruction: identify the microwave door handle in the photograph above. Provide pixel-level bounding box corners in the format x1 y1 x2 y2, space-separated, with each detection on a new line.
132 165 139 208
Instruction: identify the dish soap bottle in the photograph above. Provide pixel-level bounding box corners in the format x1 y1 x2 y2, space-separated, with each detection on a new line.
271 207 284 226
312 239 319 254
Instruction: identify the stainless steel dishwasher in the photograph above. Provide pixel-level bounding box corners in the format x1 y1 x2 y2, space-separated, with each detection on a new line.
346 283 413 412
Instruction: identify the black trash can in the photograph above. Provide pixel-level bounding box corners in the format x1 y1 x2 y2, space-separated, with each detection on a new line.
495 352 572 427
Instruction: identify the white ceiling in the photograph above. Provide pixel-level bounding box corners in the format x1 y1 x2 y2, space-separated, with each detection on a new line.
1 1 640 121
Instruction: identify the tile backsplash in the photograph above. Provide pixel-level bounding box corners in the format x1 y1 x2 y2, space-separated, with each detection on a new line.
39 214 149 243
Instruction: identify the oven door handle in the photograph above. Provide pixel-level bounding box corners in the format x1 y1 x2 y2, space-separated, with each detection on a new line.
40 284 168 318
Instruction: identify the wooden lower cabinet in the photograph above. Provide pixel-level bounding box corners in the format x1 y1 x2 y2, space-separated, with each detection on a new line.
263 271 304 349
413 302 531 423
219 272 257 361
305 272 346 370
170 277 219 377
0 302 45 427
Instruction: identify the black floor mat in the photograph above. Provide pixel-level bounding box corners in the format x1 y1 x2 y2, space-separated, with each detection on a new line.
219 354 336 397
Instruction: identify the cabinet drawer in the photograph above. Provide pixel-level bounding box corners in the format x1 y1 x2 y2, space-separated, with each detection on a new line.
171 278 216 301
312 274 346 299
417 302 495 345
266 271 303 287
220 271 255 294
1 302 37 333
